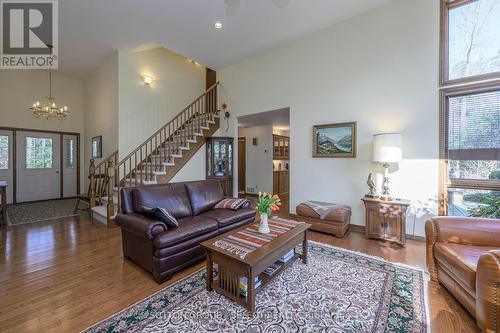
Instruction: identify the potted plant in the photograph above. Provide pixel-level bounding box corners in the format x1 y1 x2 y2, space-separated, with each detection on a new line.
256 192 281 233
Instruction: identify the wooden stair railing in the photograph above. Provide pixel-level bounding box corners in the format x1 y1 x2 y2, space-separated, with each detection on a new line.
83 150 118 215
108 82 219 217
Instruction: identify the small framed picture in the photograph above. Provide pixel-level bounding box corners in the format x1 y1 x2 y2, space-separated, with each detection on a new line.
92 135 102 158
312 122 357 158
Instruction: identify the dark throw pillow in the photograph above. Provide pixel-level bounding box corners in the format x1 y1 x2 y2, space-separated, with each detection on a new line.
142 206 179 228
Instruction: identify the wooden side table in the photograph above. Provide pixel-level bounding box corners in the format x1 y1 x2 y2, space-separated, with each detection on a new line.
0 181 7 227
361 197 411 246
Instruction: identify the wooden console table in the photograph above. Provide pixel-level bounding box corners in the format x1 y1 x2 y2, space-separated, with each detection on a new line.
361 197 410 246
0 181 7 227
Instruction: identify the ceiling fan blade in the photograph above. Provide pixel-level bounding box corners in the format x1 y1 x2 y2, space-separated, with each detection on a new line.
224 0 240 16
272 0 290 9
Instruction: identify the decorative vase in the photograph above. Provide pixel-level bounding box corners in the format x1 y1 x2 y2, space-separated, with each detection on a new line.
258 213 270 234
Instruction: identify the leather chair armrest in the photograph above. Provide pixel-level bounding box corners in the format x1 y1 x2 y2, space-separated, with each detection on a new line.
476 250 500 333
116 213 167 240
425 219 438 281
426 216 500 247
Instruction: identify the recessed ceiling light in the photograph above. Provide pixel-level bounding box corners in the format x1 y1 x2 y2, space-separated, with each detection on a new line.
214 21 223 29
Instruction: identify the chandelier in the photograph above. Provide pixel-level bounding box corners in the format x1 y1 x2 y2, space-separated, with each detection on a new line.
30 68 70 120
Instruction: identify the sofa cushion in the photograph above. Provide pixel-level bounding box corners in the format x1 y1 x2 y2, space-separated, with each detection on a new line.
200 208 256 228
434 243 496 293
153 215 218 249
185 181 224 215
133 183 192 219
214 198 251 210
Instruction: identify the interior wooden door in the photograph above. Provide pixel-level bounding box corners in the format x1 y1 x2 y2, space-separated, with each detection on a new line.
237 138 246 193
16 131 61 202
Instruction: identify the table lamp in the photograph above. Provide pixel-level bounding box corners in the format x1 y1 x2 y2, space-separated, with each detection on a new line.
372 133 402 201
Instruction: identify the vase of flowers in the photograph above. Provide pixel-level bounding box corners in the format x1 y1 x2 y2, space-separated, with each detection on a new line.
256 192 281 234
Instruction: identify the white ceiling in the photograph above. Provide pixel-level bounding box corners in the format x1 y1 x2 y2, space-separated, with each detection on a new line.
59 0 392 78
238 108 290 129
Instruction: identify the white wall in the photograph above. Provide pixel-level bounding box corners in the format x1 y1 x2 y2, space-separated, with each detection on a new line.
170 145 207 183
238 125 274 194
84 53 119 183
118 47 206 159
0 69 85 197
219 0 439 236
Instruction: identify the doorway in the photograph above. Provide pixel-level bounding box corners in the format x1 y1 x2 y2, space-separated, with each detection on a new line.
238 137 246 194
0 127 80 204
236 108 290 216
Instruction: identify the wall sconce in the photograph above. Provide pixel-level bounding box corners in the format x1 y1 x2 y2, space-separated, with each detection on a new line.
140 75 154 86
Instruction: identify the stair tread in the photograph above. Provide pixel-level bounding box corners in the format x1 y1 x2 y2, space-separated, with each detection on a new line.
91 205 116 219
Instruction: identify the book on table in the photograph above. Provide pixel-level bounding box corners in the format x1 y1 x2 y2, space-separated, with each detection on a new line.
277 249 295 264
240 276 261 297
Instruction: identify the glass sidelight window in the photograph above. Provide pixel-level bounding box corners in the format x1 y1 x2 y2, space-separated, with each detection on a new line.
65 138 75 168
0 135 8 169
26 137 53 169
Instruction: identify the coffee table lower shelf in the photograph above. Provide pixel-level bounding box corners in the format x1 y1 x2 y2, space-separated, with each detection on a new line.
210 253 302 311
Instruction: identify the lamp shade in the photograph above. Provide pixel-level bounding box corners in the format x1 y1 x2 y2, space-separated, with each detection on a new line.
372 133 402 163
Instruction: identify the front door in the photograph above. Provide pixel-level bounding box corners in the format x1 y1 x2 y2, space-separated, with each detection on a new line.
16 131 61 202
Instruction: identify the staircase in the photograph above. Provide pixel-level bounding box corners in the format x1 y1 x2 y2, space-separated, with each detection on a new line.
89 82 220 226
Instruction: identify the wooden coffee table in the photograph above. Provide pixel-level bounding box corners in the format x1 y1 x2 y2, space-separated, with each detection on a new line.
201 220 311 312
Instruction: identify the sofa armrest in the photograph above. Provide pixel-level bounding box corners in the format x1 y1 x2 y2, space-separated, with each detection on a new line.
116 213 168 240
476 250 500 333
426 216 500 247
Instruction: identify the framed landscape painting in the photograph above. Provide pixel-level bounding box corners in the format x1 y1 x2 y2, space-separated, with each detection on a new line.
312 122 357 158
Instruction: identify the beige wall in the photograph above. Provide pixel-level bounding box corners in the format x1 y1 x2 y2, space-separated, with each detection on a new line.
84 53 119 183
219 0 439 236
118 47 206 160
238 125 274 194
0 69 85 193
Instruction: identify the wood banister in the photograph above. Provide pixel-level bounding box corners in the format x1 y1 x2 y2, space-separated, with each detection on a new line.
111 82 219 214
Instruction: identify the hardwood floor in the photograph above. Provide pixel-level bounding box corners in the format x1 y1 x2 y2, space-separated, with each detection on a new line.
0 215 479 333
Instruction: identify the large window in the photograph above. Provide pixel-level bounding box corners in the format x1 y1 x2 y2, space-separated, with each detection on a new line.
26 137 53 169
440 0 500 217
0 135 8 170
442 0 500 84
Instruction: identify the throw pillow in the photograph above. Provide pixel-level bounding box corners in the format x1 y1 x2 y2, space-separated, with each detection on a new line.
214 198 251 210
142 206 179 228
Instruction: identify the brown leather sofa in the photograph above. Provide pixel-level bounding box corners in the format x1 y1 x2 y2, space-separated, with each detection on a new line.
116 180 256 283
426 216 500 332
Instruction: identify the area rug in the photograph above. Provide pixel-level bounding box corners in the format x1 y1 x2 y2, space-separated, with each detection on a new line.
83 242 429 333
7 198 88 225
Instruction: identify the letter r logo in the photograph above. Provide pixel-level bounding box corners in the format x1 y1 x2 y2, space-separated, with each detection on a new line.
2 2 53 54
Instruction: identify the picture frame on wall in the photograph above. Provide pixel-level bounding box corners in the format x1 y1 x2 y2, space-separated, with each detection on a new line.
312 122 357 158
92 135 102 158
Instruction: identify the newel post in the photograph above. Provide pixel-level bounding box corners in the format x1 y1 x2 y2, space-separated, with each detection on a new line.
106 159 115 225
89 159 96 209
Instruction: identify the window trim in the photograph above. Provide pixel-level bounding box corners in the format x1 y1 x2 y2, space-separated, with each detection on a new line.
440 0 500 86
439 80 500 214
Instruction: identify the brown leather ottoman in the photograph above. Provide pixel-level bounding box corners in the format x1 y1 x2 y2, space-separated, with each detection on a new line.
296 203 351 237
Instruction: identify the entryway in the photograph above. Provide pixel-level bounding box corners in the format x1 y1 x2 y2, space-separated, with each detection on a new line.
236 108 290 214
0 127 79 205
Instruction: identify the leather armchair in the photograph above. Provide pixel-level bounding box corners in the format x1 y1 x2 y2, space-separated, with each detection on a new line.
426 217 500 333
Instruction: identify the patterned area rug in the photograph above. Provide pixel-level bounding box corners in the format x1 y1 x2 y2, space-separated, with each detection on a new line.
83 242 429 333
7 198 88 225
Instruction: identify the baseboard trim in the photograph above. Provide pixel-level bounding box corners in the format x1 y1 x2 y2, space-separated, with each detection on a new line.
290 214 425 243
